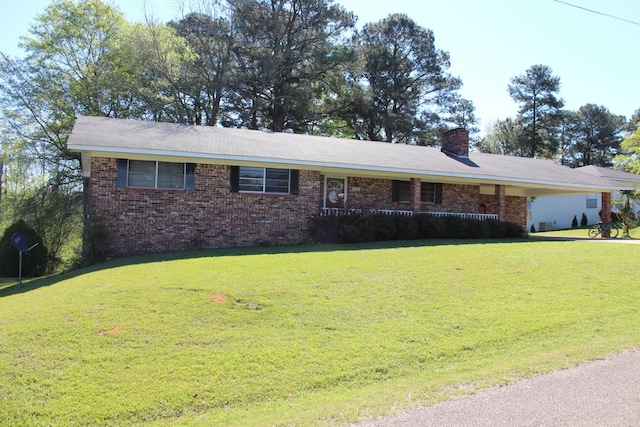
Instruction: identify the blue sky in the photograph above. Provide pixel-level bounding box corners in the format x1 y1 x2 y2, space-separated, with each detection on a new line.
1 0 638 133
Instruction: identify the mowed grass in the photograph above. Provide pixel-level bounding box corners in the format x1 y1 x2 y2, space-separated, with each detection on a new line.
0 239 639 426
533 223 640 239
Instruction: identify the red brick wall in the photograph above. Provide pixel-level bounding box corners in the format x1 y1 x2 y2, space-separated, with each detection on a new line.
90 158 322 256
345 177 394 210
89 158 528 256
505 196 527 228
479 194 527 229
426 184 479 214
346 179 480 214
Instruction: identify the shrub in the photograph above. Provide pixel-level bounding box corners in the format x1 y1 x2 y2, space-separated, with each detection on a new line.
372 214 396 241
571 215 578 228
309 216 339 244
335 213 375 243
0 219 49 277
444 215 469 238
309 213 525 244
581 213 588 227
468 218 491 239
415 213 434 239
415 214 447 239
530 224 536 233
394 214 418 240
503 221 527 238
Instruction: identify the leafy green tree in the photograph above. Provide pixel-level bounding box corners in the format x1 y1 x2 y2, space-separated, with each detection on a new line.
18 0 134 120
120 21 196 122
615 123 640 173
0 0 143 189
0 0 128 269
624 108 640 133
615 189 640 238
563 104 625 167
508 64 564 158
557 110 578 165
475 118 527 156
0 0 193 267
5 182 83 268
444 98 479 134
345 13 462 144
224 0 355 132
168 12 234 125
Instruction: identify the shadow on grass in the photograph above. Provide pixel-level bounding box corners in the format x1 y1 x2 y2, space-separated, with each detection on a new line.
0 237 561 298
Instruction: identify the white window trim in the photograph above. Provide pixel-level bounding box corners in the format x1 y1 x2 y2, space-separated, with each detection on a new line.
238 167 291 194
127 160 187 190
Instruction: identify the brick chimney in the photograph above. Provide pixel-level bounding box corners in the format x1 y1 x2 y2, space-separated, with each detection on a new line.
441 128 469 158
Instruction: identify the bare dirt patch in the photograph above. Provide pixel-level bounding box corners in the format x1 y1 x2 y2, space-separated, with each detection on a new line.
208 294 228 303
97 326 123 337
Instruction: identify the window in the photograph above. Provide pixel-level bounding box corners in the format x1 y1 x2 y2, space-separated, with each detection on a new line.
586 194 598 209
392 180 442 204
421 182 443 204
117 159 195 190
394 181 411 202
230 166 299 194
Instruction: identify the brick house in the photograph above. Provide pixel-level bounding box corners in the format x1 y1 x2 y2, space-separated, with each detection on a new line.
67 116 627 257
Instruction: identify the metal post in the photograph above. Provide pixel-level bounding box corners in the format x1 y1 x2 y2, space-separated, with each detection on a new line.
18 250 23 288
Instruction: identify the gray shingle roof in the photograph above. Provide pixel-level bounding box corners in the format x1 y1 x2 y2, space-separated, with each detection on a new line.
67 116 630 196
578 165 640 186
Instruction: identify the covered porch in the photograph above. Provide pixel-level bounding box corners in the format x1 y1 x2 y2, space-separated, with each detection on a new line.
320 208 498 221
321 174 511 223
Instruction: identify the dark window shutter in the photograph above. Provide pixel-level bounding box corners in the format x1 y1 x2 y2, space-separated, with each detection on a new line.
185 163 196 190
392 180 400 202
230 166 239 193
290 170 299 195
116 159 128 187
435 183 443 204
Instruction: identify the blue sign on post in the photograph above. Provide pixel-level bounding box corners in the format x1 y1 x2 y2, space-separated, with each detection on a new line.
11 232 38 288
11 232 29 251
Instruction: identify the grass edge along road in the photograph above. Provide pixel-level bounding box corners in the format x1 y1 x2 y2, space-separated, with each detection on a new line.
0 239 638 426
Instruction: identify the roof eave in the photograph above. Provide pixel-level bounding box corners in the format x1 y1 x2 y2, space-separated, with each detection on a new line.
70 144 628 195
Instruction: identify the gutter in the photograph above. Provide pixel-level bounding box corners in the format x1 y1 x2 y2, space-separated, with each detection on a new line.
68 144 631 193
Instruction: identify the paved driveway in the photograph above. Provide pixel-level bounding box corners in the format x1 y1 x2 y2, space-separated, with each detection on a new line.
530 235 640 244
352 349 640 426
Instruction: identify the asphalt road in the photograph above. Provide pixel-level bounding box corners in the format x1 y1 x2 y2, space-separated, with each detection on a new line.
353 349 640 427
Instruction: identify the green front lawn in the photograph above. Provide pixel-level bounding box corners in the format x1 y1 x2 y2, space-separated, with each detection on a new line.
533 223 640 239
1 239 638 426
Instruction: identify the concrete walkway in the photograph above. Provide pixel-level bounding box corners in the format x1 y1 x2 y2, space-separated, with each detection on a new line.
353 349 640 426
529 235 640 244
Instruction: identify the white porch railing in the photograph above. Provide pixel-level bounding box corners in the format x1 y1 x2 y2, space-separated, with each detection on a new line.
428 212 499 221
320 208 498 220
321 208 413 217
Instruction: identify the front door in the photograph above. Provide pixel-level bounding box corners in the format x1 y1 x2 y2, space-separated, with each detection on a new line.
325 178 346 209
